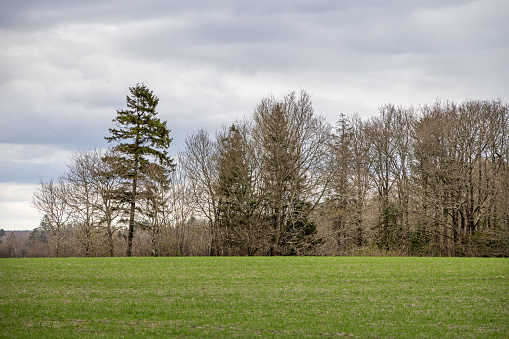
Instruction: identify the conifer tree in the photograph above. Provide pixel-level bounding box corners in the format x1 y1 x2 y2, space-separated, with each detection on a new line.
105 83 174 256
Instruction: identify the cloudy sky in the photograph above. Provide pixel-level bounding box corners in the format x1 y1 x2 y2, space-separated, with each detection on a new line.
1 0 508 230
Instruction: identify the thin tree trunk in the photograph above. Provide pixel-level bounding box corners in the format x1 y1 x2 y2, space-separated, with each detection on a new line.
126 162 138 257
272 206 282 256
107 225 114 257
127 201 135 256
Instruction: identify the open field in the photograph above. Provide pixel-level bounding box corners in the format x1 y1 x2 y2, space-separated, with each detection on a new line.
0 257 508 338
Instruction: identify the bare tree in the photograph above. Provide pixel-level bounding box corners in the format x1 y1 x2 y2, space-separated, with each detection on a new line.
137 163 173 256
92 149 126 256
413 99 509 255
348 115 372 248
165 158 200 256
328 113 353 252
181 129 219 255
253 90 333 255
64 151 103 256
391 106 415 237
32 178 72 257
365 105 400 250
327 114 373 253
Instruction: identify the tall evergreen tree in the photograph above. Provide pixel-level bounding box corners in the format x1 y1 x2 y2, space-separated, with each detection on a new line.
105 83 174 256
215 124 261 255
253 91 330 255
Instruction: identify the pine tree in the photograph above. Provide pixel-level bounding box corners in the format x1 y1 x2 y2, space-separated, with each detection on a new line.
105 83 174 256
215 124 259 255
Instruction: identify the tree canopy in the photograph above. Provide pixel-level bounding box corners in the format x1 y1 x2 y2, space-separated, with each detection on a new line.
105 83 174 256
24 91 509 258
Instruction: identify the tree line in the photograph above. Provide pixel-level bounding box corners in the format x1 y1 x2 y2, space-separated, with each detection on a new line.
18 84 508 258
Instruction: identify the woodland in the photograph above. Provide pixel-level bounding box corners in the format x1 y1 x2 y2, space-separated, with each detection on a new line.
1 85 508 257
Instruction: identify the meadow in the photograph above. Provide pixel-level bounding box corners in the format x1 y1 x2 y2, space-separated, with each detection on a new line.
0 257 507 338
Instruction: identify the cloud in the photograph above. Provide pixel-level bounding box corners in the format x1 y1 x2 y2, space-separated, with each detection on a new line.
0 183 41 230
0 0 508 229
0 144 71 182
0 201 41 230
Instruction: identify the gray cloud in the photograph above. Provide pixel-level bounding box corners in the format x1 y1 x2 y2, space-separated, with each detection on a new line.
0 0 508 229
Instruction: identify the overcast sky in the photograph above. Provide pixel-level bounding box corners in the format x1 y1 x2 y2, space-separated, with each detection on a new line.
1 0 508 230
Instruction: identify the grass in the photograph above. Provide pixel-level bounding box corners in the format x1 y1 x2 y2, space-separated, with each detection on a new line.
0 257 508 338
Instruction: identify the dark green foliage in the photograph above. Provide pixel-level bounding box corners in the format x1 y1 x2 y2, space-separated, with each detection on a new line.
278 201 321 255
376 202 404 251
29 215 52 243
409 226 431 256
105 84 174 256
105 84 174 169
216 125 253 224
29 228 48 244
214 124 261 256
469 228 509 257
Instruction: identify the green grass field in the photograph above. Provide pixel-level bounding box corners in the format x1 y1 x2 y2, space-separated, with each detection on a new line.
0 257 508 338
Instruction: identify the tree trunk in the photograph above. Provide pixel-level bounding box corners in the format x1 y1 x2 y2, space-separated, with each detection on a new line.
106 222 114 257
127 199 135 257
126 162 138 257
271 207 282 256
